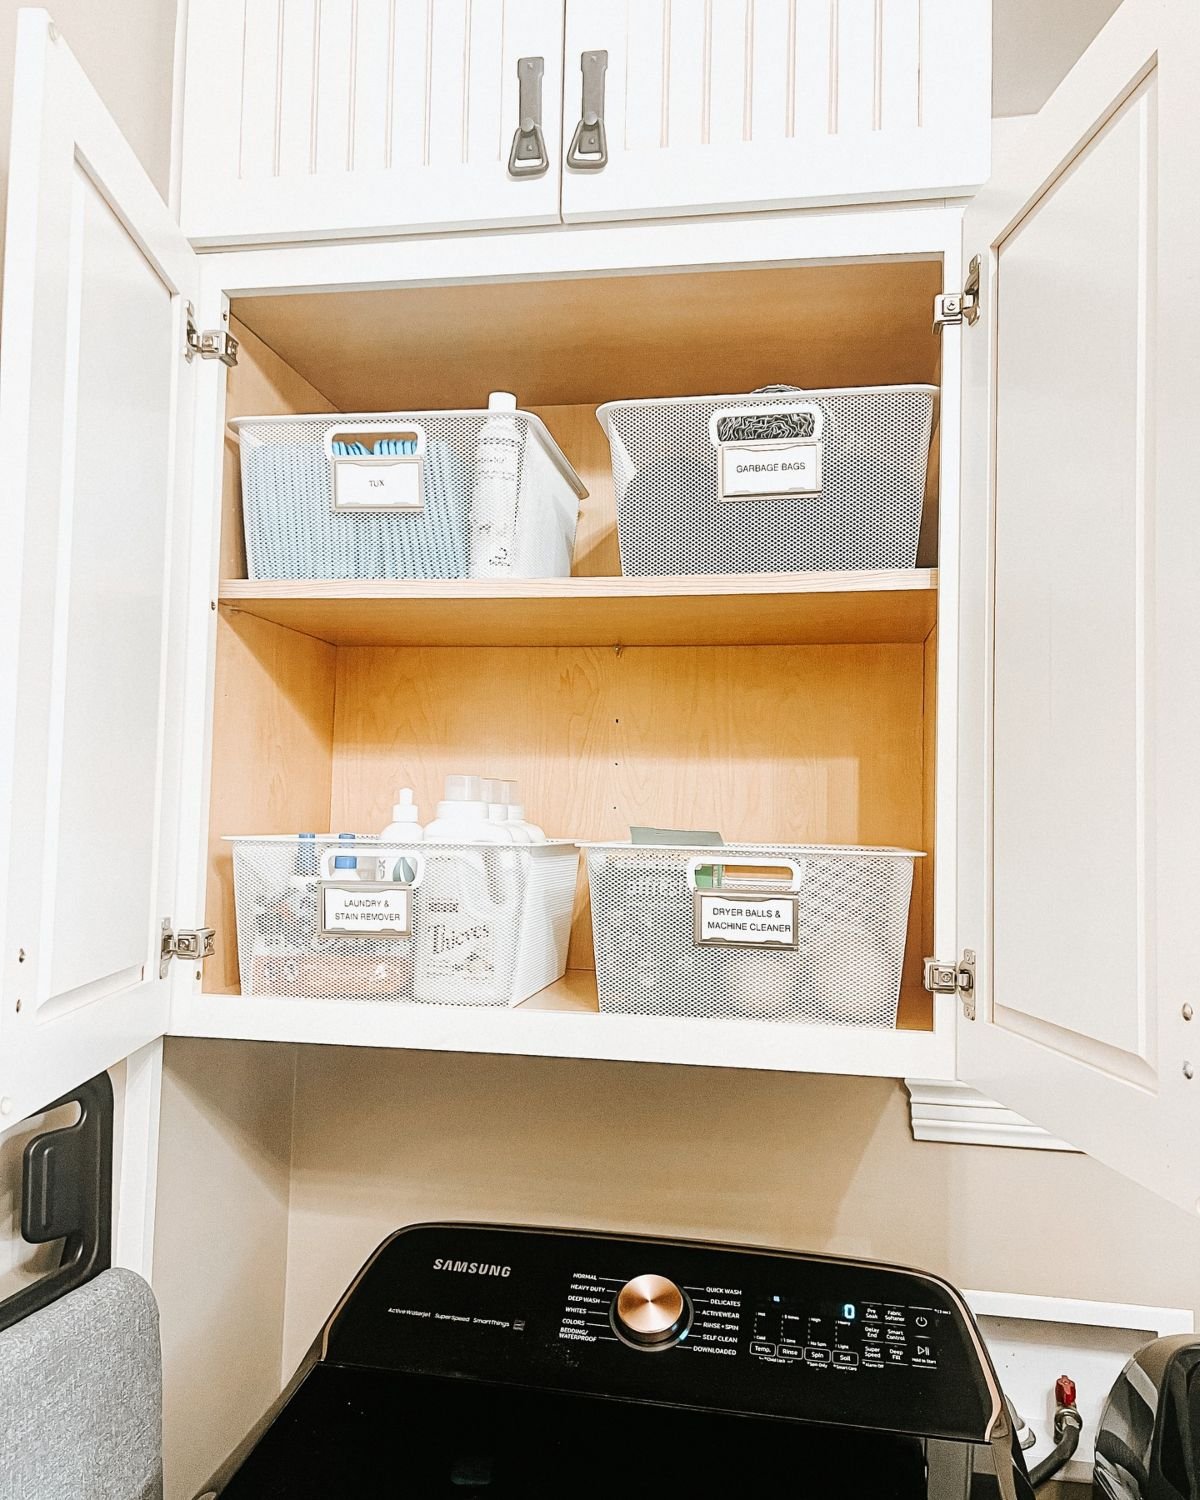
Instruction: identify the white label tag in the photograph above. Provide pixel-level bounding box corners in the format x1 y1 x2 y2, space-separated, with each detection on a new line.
693 891 799 949
718 438 823 500
332 456 425 512
319 882 412 937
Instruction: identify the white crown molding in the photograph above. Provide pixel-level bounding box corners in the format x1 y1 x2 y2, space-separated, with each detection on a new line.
904 1078 1078 1152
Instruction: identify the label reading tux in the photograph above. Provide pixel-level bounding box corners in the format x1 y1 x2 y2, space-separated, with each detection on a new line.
718 438 823 500
332 456 425 512
319 881 412 938
693 891 799 950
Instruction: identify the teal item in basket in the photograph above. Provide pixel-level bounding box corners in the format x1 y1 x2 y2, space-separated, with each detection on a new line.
243 435 468 580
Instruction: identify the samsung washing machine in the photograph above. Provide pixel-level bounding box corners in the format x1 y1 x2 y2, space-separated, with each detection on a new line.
196 1222 1036 1499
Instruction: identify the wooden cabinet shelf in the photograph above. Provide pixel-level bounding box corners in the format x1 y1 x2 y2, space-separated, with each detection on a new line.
174 969 943 1079
218 569 938 648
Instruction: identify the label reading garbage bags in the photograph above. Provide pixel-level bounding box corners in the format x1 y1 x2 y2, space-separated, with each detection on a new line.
319 881 412 938
718 438 823 500
332 456 425 512
693 891 799 949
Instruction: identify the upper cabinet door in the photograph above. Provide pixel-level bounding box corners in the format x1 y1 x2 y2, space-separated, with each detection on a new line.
561 0 989 223
181 0 565 246
0 11 199 1125
956 0 1200 1212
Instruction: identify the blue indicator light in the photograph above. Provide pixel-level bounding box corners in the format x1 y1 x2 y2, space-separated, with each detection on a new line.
843 1303 857 1321
678 1329 688 1340
772 1296 781 1304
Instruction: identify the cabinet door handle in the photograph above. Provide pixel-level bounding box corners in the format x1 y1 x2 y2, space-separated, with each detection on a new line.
567 49 608 170
508 55 549 178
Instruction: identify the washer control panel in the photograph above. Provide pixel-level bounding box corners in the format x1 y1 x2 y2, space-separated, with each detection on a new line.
326 1223 999 1444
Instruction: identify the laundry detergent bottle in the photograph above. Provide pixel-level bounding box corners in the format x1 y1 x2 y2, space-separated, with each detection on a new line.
415 775 516 1005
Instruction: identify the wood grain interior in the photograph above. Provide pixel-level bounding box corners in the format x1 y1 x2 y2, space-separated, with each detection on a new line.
329 642 932 1028
232 260 943 412
204 612 337 993
205 320 340 993
217 572 939 649
206 272 941 1029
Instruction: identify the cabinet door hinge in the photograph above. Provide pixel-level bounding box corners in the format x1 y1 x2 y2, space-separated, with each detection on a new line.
160 918 216 978
933 255 981 332
923 949 976 1020
184 302 238 366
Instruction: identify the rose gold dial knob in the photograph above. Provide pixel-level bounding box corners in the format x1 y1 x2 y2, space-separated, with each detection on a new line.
612 1275 689 1347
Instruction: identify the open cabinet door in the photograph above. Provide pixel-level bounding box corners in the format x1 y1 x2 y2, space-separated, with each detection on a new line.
956 0 1200 1211
0 11 199 1126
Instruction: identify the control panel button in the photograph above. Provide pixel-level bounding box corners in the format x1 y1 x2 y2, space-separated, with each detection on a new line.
750 1341 776 1358
612 1275 690 1349
805 1347 832 1366
833 1350 859 1368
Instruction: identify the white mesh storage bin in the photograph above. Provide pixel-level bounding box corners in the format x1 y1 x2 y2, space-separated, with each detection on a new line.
596 386 936 576
230 836 580 1007
584 843 921 1026
230 409 585 581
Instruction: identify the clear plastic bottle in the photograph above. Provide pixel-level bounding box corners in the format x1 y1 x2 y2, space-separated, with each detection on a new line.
467 392 523 577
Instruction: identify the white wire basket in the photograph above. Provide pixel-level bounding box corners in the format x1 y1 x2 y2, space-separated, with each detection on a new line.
583 842 922 1027
596 386 936 576
230 410 585 581
229 836 580 1007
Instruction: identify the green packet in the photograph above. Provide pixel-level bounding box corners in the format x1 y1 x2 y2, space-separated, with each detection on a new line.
629 826 724 888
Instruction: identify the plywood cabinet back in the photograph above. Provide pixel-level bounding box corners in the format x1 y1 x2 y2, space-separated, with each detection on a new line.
331 641 930 1024
233 262 943 414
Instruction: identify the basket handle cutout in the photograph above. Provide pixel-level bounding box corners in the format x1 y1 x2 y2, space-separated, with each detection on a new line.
320 846 426 886
323 424 428 460
707 402 824 449
686 856 807 891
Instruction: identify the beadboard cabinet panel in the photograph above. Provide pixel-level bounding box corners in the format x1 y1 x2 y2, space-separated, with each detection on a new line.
181 0 565 244
561 0 990 222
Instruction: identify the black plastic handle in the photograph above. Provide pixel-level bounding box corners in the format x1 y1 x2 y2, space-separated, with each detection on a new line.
0 1070 113 1334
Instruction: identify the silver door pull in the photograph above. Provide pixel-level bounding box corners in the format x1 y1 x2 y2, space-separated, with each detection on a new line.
567 49 608 170
508 55 549 178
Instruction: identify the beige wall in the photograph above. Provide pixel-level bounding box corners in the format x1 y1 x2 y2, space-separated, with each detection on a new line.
992 0 1123 116
280 1047 1200 1371
0 0 178 274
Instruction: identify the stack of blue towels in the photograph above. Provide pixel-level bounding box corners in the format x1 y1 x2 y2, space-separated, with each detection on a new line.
243 434 469 580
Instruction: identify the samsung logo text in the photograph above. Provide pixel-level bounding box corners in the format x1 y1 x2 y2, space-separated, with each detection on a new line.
432 1259 512 1277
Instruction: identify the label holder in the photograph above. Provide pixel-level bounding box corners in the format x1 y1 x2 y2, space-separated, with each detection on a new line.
708 403 825 503
318 880 414 939
325 425 428 514
716 436 824 502
692 889 800 950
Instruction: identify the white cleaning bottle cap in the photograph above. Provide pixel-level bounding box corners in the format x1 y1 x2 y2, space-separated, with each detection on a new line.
487 391 518 411
443 773 482 804
389 788 420 824
482 778 509 825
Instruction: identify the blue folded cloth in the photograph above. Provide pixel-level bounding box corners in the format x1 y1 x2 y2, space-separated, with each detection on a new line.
244 435 466 580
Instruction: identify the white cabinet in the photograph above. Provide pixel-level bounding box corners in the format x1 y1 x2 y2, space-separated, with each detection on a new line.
179 0 991 245
561 0 991 222
2 0 1199 1220
955 0 1200 1212
180 0 566 245
0 10 200 1127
